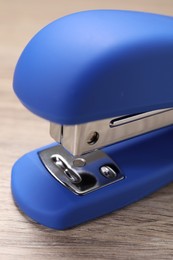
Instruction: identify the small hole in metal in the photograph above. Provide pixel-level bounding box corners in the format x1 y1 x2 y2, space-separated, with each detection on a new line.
64 169 76 182
51 155 57 162
87 131 99 145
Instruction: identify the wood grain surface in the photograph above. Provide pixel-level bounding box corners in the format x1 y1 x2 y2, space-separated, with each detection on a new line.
0 1 173 259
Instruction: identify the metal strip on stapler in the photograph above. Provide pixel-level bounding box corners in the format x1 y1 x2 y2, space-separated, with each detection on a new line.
50 108 173 156
39 145 124 195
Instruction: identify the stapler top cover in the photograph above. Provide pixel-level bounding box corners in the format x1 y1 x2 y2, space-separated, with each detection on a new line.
13 10 173 125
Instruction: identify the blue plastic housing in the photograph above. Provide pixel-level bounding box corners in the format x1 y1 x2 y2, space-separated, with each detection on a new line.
12 125 173 229
12 10 173 229
13 10 173 124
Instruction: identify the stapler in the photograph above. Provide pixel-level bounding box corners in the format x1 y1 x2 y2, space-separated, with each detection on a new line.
12 10 173 229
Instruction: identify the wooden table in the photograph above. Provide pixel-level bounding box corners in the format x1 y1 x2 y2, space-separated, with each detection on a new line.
1 1 173 259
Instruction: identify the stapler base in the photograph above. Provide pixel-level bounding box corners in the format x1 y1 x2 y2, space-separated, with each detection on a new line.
11 125 173 229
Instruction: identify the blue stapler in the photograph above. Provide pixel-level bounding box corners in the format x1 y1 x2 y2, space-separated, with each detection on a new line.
12 10 173 229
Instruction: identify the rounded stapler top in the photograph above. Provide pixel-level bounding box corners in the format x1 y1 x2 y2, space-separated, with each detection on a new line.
13 10 173 125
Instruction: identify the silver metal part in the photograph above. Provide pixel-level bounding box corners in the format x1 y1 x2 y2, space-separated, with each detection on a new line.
73 158 86 167
100 166 118 179
50 108 173 156
39 145 124 195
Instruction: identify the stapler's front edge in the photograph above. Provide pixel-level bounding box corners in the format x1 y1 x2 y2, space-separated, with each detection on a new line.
12 10 173 229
